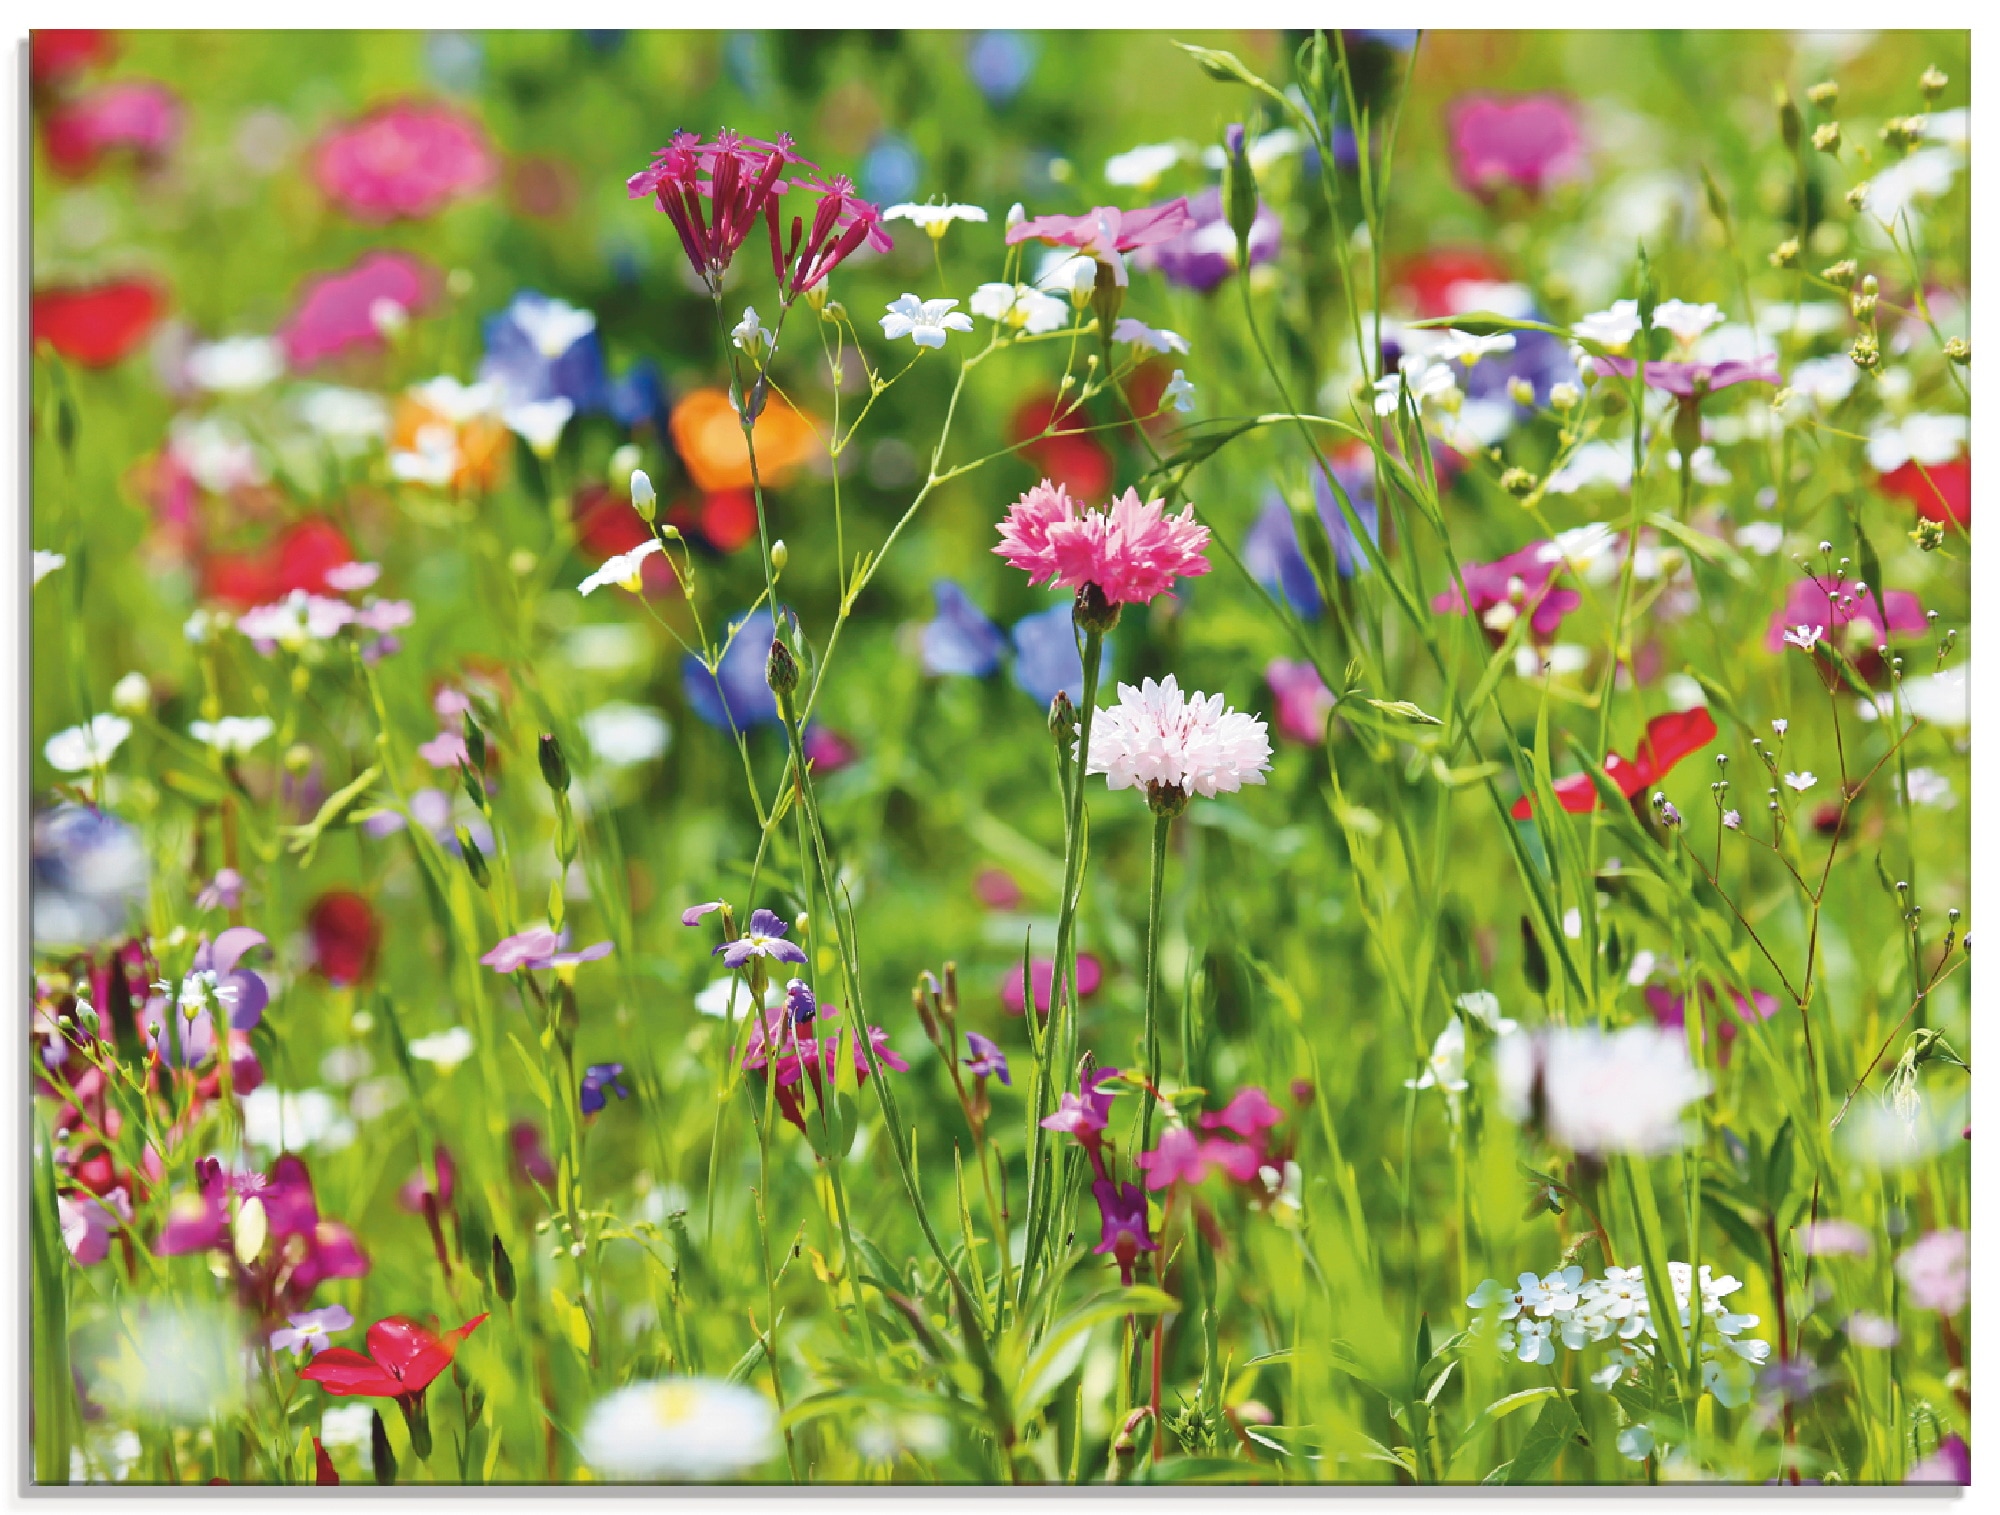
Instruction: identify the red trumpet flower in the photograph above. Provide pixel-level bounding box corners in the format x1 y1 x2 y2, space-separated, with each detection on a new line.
1511 706 1717 820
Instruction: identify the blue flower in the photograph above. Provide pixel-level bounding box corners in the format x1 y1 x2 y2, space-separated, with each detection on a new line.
579 1062 630 1115
607 360 670 435
922 581 1006 677
1241 463 1380 618
860 134 921 206
479 291 608 413
1009 603 1113 708
966 31 1035 105
682 609 782 732
1461 324 1579 412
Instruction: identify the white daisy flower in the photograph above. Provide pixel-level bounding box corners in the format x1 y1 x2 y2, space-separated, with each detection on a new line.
580 1379 778 1482
1572 300 1642 349
969 281 1070 334
1649 299 1723 345
191 716 276 756
1431 329 1518 365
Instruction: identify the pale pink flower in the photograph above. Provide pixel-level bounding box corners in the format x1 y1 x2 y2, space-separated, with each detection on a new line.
1895 1229 1968 1314
994 481 1211 605
313 100 497 223
1085 675 1272 801
1796 1219 1871 1257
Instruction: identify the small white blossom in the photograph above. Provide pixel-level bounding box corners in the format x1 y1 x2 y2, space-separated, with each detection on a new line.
580 703 672 768
1372 355 1458 417
1782 624 1822 653
1573 300 1642 349
1497 1026 1710 1157
969 281 1070 334
504 397 575 456
1162 370 1196 413
578 540 663 596
1901 767 1954 808
44 714 133 773
187 335 285 393
389 423 461 487
1649 299 1724 345
1866 414 1968 473
1432 329 1518 365
880 293 974 349
408 1026 475 1069
1784 771 1817 793
1112 317 1188 354
580 1379 778 1482
33 550 66 584
1104 141 1184 186
191 716 276 756
111 673 153 715
881 202 988 233
730 306 773 356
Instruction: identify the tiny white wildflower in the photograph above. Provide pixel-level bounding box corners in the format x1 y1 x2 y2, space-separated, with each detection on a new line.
880 293 974 349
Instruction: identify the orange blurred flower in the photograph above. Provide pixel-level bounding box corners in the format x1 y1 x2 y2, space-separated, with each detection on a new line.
391 386 510 493
670 387 818 493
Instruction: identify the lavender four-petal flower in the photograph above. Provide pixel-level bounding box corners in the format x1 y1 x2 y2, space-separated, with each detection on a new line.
271 1304 354 1356
964 1031 1011 1086
715 908 808 968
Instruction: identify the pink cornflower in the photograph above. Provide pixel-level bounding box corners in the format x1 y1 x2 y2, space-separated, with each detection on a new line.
1265 659 1336 745
1005 198 1195 286
995 481 1211 606
314 100 497 223
1763 575 1927 656
1446 93 1587 199
1594 355 1781 398
280 251 437 367
1432 542 1580 643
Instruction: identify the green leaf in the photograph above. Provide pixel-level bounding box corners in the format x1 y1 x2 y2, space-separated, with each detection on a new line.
1365 697 1444 726
1504 1391 1585 1484
1012 1286 1176 1421
282 764 382 865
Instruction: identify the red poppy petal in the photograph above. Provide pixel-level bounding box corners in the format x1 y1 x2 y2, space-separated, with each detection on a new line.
1633 706 1717 787
1512 769 1606 820
31 281 164 367
299 1349 401 1398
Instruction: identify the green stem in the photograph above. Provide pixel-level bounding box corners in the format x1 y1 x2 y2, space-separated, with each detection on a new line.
1139 809 1172 1156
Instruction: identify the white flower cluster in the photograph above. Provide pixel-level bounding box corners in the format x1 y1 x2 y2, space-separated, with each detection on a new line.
1468 1261 1771 1406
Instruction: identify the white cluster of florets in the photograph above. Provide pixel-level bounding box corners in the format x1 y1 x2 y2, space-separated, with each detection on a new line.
1468 1261 1771 1405
1084 675 1273 802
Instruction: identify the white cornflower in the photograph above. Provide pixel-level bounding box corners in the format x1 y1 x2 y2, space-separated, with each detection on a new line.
1784 771 1817 793
408 1026 475 1069
1161 370 1196 413
881 202 988 234
578 540 663 596
730 306 773 357
1496 1026 1711 1157
1431 329 1517 365
191 716 276 756
1104 142 1185 187
187 335 285 393
1782 624 1822 653
1573 300 1642 349
580 1379 778 1482
1084 674 1273 804
504 397 575 456
44 714 132 773
969 281 1070 335
1649 299 1723 345
1112 317 1188 354
33 550 66 584
880 293 973 349
580 703 672 768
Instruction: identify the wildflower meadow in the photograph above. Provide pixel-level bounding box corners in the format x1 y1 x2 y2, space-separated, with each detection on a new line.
26 25 1973 1488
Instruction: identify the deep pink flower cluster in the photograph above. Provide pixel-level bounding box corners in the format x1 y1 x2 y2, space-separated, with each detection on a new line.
1446 93 1587 199
158 1153 368 1322
626 129 890 298
314 100 497 223
1433 541 1581 643
1763 575 1927 655
994 480 1212 605
1040 1067 1159 1283
280 250 437 368
1134 1087 1285 1191
741 1010 909 1136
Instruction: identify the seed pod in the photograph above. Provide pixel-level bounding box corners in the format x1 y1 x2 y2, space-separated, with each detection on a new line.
538 732 569 794
766 636 800 699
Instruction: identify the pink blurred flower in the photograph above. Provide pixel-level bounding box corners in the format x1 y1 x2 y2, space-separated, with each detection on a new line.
1265 659 1336 745
314 100 497 223
995 481 1211 605
1201 1087 1284 1139
1134 1127 1263 1190
1433 541 1580 642
1764 575 1927 655
280 251 437 367
974 867 1023 911
804 724 858 775
1003 953 1103 1016
1447 93 1586 199
397 1145 455 1213
417 730 469 769
58 1188 131 1266
1895 1229 1968 1314
1796 1219 1871 1257
1005 198 1195 286
1906 1434 1969 1485
43 80 183 176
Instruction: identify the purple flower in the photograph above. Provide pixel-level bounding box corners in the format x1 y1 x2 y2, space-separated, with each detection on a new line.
1594 355 1781 398
1009 603 1113 709
1041 1066 1121 1141
579 1062 631 1115
1091 1178 1157 1284
417 730 470 769
1895 1229 1968 1314
715 908 807 968
1131 185 1281 294
58 1188 131 1267
478 290 607 413
1907 1435 1969 1485
682 900 726 927
195 868 243 912
196 927 271 1029
682 608 782 731
964 1031 1011 1086
271 1304 354 1356
922 580 1006 677
480 927 613 973
784 978 818 1027
1242 457 1379 616
1463 323 1579 411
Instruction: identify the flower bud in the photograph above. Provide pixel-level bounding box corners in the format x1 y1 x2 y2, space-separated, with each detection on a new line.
370 1409 397 1485
1049 689 1078 746
1821 259 1857 286
629 468 657 522
1813 121 1841 154
1222 123 1259 271
1769 238 1800 269
111 672 152 715
491 1234 516 1300
509 548 537 576
457 827 491 889
1090 258 1123 337
1881 116 1925 152
1944 336 1969 366
1500 467 1538 499
1806 81 1838 108
463 717 487 773
1072 579 1122 635
1910 518 1945 552
766 635 800 699
1920 66 1948 99
284 743 314 775
771 539 789 574
1549 382 1581 411
538 732 570 793
1506 376 1536 407
1776 87 1801 154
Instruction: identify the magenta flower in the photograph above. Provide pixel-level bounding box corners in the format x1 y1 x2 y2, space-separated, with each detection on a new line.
45 80 184 176
58 1188 131 1267
1091 1178 1158 1285
1005 198 1196 286
279 251 436 367
1432 542 1581 643
682 900 726 926
480 927 613 974
1200 1087 1284 1140
715 908 807 969
769 172 892 300
511 1120 556 1187
195 868 244 912
628 130 839 294
1763 575 1927 655
1003 952 1103 1016
1265 659 1336 746
397 1145 455 1214
963 1031 1011 1086
1642 982 1777 1067
158 1155 368 1314
1594 355 1781 398
804 724 859 775
741 1013 908 1134
1041 1066 1122 1143
1895 1229 1968 1314
1133 1127 1263 1190
313 100 497 223
995 481 1211 606
1907 1435 1970 1485
1446 93 1586 199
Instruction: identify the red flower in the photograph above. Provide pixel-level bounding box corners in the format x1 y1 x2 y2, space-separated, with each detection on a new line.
301 1313 487 1403
1395 247 1512 319
32 30 116 89
32 280 164 366
307 891 380 987
313 1438 338 1486
1880 456 1970 528
201 518 356 608
1510 706 1717 820
1010 392 1112 500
